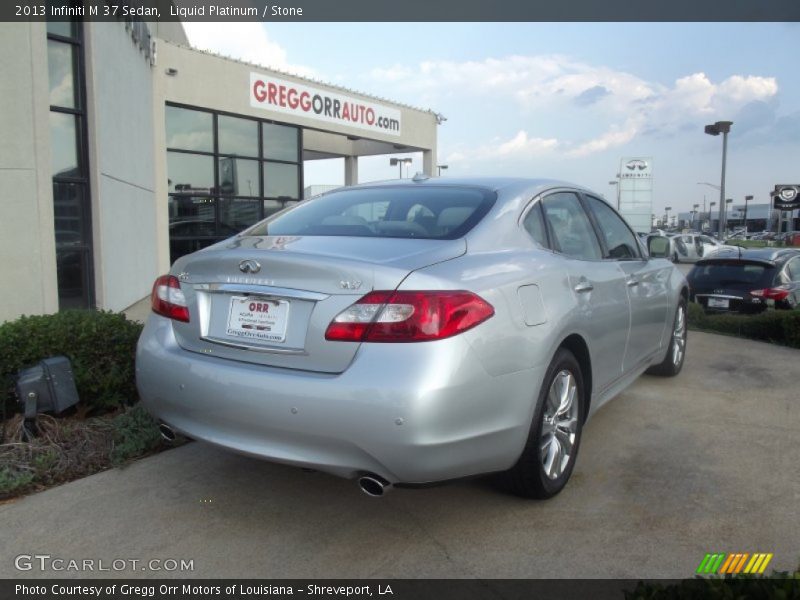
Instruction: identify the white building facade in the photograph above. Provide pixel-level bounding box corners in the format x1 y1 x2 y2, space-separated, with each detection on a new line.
0 20 439 323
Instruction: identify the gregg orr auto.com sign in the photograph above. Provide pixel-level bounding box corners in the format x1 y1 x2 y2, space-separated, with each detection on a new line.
250 72 401 136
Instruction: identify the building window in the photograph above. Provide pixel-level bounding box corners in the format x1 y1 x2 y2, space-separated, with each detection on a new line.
165 104 303 263
48 19 93 310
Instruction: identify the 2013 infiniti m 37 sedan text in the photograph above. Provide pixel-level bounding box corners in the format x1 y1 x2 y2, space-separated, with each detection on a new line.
137 177 688 498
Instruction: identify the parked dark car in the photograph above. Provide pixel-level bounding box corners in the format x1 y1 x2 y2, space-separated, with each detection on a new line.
687 248 800 313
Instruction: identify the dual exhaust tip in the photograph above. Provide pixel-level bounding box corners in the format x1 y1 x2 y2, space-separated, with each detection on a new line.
358 474 392 497
160 422 391 498
158 423 176 442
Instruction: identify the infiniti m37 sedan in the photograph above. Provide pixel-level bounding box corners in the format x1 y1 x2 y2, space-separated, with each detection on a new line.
137 177 688 499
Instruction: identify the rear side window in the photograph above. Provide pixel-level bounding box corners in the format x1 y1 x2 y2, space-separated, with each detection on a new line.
689 262 772 287
246 186 496 240
541 192 602 261
522 202 549 248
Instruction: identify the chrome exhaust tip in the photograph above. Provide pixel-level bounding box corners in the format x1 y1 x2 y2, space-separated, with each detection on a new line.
358 474 392 497
158 423 176 442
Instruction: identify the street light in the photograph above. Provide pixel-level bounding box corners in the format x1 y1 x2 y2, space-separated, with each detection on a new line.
608 180 620 210
692 204 700 230
743 195 753 235
703 120 733 238
724 198 733 235
437 164 448 176
389 157 413 179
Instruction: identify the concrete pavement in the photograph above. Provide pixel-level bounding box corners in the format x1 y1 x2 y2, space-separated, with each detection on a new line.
1 331 798 579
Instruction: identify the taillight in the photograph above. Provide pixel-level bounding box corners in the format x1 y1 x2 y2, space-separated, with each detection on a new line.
750 286 790 301
151 275 190 322
325 290 494 342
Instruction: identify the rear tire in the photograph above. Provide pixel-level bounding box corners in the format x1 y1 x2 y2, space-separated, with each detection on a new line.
504 348 585 499
647 298 687 377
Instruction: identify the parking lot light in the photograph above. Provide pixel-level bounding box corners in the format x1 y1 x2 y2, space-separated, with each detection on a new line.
704 121 733 238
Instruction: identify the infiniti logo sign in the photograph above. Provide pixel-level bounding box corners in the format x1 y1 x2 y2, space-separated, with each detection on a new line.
239 260 261 274
625 159 648 171
780 187 797 201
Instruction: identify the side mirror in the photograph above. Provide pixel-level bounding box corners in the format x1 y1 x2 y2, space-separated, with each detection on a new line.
648 236 670 258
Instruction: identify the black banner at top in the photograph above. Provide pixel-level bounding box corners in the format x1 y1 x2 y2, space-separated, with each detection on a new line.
4 0 800 22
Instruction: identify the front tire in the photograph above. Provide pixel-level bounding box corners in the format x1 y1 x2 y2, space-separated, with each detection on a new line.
504 348 585 499
647 298 687 377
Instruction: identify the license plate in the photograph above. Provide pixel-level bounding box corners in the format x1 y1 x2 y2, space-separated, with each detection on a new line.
707 297 729 309
225 296 290 343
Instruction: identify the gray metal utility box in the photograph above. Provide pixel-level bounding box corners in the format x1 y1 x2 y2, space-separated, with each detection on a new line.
16 356 80 418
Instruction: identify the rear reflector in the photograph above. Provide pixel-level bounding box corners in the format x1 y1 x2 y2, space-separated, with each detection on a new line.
751 286 790 301
325 290 494 342
151 275 190 322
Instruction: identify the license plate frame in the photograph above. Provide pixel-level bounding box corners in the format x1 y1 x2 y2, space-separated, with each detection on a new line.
225 296 290 343
707 297 730 309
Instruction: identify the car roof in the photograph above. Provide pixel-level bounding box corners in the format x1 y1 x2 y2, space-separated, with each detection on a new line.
347 176 592 195
697 247 800 265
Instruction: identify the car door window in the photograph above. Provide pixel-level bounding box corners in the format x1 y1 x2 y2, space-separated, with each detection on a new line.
522 201 549 248
584 195 640 259
786 257 800 281
541 192 602 260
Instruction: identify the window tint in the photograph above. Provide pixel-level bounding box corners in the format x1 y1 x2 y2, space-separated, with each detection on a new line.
786 257 800 281
218 115 258 157
247 186 496 240
263 162 300 198
584 196 639 259
263 123 299 162
48 40 77 108
522 202 549 248
689 262 771 289
218 157 259 196
541 192 602 260
165 106 213 152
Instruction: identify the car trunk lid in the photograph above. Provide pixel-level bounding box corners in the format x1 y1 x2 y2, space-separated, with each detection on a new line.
168 235 466 373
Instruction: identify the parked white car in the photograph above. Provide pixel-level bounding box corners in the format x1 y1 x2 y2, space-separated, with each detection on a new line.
669 233 736 263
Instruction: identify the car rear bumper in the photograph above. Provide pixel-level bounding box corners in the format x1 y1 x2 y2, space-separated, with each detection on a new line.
136 315 544 484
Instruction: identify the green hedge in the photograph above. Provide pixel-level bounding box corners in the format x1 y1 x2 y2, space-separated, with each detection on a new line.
0 310 143 415
687 302 800 349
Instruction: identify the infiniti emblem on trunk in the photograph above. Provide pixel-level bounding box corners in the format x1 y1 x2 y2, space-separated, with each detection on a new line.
239 259 261 274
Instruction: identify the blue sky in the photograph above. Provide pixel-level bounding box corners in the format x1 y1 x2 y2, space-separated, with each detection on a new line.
184 22 800 215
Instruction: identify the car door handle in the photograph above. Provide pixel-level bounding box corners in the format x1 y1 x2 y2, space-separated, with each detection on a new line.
626 277 639 287
574 281 594 293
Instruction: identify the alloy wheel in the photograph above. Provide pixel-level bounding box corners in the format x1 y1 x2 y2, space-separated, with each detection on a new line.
540 370 579 480
672 305 687 367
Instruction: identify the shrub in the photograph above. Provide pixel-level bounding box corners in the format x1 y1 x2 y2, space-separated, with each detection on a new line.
110 404 163 466
0 310 143 416
687 302 800 349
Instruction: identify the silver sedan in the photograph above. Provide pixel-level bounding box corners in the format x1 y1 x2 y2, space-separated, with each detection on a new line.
137 177 688 499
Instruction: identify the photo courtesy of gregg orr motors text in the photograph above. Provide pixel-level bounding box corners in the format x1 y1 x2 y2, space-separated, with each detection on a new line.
250 72 402 136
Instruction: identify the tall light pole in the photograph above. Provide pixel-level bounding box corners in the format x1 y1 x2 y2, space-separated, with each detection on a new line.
692 204 699 230
389 157 413 179
608 180 620 210
724 198 733 235
703 121 733 239
743 195 753 235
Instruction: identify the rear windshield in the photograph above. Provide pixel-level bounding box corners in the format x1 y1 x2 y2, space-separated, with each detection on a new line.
245 186 496 240
689 261 773 287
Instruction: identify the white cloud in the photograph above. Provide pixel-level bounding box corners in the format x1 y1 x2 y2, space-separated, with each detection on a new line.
371 55 779 158
446 130 559 164
182 23 315 78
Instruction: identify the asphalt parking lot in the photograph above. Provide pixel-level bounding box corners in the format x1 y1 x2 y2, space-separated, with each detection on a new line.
1 330 798 579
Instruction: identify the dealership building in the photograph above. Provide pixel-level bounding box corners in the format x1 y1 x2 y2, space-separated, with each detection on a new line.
0 19 440 323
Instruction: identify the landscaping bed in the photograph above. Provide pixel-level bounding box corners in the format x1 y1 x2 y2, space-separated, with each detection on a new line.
687 302 800 349
0 310 181 501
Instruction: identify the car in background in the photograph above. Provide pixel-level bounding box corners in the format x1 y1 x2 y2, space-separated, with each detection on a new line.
686 248 800 313
669 233 737 263
138 177 688 500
